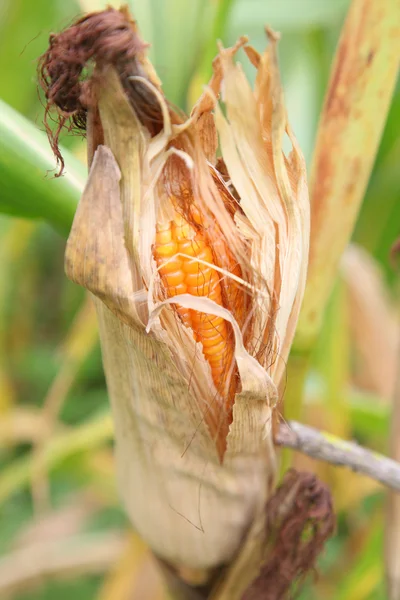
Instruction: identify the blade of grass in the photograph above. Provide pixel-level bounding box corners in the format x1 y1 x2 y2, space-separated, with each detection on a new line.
349 392 390 442
314 279 351 438
0 100 85 236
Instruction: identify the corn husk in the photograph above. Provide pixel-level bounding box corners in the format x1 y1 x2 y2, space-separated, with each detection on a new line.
64 12 309 578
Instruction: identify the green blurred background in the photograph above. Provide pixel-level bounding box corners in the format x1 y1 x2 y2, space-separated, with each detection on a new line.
0 0 399 598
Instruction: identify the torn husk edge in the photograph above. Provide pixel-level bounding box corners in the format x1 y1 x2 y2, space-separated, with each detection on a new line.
41 6 309 582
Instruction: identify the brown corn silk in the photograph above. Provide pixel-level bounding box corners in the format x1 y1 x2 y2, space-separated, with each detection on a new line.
48 7 310 578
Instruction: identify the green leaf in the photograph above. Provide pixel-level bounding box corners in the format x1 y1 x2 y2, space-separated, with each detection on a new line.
0 100 85 236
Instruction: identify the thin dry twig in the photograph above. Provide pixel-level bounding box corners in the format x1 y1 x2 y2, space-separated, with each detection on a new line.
276 421 400 492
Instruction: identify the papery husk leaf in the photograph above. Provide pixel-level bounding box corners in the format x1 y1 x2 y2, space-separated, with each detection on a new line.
64 144 140 328
94 66 240 453
96 68 147 309
212 33 309 385
194 112 218 163
65 144 271 572
148 293 278 459
261 32 310 385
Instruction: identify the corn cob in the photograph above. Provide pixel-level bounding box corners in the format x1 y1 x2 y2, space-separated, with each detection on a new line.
153 210 238 443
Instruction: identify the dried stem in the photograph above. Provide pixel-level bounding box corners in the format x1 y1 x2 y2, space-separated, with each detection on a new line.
276 421 400 492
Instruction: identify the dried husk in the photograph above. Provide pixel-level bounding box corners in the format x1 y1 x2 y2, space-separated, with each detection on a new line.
63 11 309 579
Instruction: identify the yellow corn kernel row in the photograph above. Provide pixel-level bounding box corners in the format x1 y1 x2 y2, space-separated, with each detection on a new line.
153 213 237 448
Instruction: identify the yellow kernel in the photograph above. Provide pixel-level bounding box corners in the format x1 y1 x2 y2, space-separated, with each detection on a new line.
155 227 172 245
204 339 226 357
200 333 221 348
177 239 206 257
154 240 178 257
185 270 213 286
158 258 183 275
164 271 186 287
166 282 187 296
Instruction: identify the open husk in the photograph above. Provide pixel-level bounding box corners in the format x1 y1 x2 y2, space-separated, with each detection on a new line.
42 7 309 579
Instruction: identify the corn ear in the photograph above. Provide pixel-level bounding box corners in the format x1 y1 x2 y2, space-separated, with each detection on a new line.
59 8 309 579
